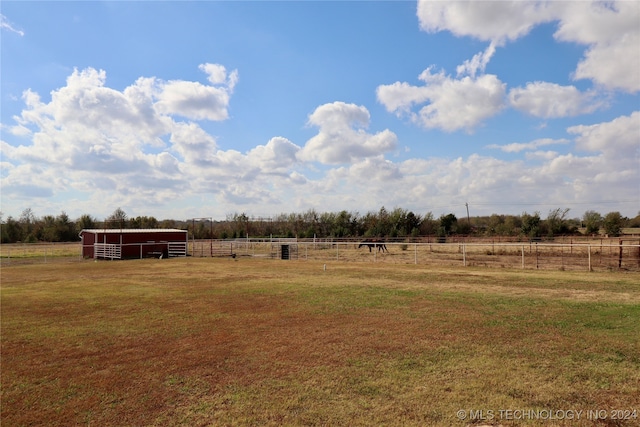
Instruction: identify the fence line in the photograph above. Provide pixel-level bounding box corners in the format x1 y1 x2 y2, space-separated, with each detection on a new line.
0 242 83 266
2 240 639 272
189 240 640 272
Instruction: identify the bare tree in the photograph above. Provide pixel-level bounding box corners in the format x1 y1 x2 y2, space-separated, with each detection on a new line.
106 207 128 229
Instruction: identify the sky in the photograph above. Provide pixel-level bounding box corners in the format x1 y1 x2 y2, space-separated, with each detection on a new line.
1 1 639 222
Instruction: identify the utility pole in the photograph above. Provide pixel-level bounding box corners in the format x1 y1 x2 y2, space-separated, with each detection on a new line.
465 202 471 227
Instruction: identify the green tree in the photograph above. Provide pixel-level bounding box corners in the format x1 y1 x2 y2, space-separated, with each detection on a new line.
389 207 408 237
234 213 250 237
487 214 504 236
438 213 457 236
77 214 98 230
582 210 603 235
499 215 520 236
456 220 472 235
406 211 422 237
56 212 78 241
331 210 357 237
603 211 624 236
1 216 23 243
628 211 640 228
129 216 159 229
318 212 335 237
372 207 391 236
521 211 541 238
300 209 320 238
360 211 378 236
159 219 179 229
40 215 57 241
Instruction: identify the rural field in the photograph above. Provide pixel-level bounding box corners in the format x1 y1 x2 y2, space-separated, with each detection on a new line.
2 258 639 426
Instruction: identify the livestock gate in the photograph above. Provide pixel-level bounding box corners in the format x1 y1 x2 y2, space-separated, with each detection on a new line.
271 238 299 260
189 217 237 258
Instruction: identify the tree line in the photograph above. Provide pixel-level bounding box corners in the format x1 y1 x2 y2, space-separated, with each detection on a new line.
1 206 638 244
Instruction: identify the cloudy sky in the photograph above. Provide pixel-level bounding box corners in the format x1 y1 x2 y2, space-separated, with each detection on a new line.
1 1 638 222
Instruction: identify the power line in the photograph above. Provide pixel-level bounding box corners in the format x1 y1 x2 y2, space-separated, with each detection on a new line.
468 200 638 206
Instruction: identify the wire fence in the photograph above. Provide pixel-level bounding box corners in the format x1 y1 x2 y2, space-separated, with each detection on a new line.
2 239 640 272
0 242 84 266
192 238 640 272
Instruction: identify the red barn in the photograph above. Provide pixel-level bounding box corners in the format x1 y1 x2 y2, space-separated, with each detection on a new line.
80 229 188 260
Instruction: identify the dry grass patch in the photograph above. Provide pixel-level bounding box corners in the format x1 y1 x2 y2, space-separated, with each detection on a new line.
2 258 639 426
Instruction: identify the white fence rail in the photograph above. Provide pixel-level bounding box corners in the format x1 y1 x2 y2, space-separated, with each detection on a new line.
168 242 187 258
87 241 188 260
94 243 121 260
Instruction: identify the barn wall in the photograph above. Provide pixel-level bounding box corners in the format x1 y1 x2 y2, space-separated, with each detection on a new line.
81 230 188 259
81 232 96 258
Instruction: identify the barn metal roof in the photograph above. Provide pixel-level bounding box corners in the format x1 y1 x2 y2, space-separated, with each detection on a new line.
80 228 187 234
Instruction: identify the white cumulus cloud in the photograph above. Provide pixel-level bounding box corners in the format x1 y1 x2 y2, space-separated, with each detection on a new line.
417 0 554 44
509 82 606 118
247 137 300 173
377 67 506 133
554 1 640 92
299 102 398 164
567 111 640 161
486 138 569 153
417 0 640 93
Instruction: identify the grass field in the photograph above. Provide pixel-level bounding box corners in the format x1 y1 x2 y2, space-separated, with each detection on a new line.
2 258 639 426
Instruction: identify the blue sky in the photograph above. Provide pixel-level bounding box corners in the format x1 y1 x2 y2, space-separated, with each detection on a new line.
1 1 638 222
